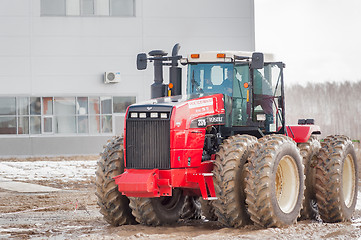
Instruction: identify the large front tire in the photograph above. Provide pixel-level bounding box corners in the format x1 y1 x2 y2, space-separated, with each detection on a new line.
245 135 304 228
212 134 258 227
95 136 136 226
129 189 186 226
315 135 358 222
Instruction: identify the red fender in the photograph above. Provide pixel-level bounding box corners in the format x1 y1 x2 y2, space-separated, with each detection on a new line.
285 125 321 143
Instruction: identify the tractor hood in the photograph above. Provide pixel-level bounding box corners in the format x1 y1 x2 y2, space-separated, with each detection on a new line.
128 93 214 108
126 93 226 130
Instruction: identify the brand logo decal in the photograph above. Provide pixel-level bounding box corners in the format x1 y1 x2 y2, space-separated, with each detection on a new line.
146 107 152 110
188 98 213 109
191 114 225 128
197 119 207 127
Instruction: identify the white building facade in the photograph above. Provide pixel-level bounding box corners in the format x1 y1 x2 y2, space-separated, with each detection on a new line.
0 0 255 156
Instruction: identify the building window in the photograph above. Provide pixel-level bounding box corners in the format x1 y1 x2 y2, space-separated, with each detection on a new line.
0 96 135 136
41 0 135 17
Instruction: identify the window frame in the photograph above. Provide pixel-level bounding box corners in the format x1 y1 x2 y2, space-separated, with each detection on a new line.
40 0 136 17
0 96 135 137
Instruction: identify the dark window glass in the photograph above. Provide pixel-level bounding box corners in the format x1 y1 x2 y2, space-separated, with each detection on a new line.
18 117 29 134
0 97 16 115
78 116 89 133
77 97 88 115
17 97 29 115
0 117 16 134
101 97 112 114
102 115 112 133
89 115 100 133
30 97 41 115
41 0 66 15
30 116 41 134
113 96 136 113
110 0 134 16
43 117 53 133
43 97 53 115
89 97 100 114
81 0 94 15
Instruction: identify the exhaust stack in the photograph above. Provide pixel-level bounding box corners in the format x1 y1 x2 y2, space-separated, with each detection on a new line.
136 44 182 99
169 44 182 96
148 50 167 99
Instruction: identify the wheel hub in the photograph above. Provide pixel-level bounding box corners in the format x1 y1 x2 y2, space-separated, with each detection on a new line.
342 154 356 208
275 155 300 213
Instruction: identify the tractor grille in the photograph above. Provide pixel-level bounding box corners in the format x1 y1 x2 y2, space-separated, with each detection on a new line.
126 119 170 169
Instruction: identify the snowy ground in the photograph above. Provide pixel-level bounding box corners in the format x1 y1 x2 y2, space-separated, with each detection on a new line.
0 159 360 239
0 160 96 182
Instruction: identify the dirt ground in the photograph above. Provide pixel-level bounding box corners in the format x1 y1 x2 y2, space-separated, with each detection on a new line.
0 149 361 240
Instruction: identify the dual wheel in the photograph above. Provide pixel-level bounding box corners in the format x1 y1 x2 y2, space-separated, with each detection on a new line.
212 134 358 228
211 134 305 228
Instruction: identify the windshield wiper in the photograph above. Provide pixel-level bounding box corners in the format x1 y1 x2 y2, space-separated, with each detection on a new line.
191 70 203 93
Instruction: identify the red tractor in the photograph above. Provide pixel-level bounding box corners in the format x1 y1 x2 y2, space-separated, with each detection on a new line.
96 44 358 228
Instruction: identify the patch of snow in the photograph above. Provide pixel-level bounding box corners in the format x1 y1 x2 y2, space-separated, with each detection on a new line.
0 161 96 182
0 227 36 233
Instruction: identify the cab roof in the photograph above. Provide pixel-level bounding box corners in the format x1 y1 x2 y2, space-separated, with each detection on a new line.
184 51 274 63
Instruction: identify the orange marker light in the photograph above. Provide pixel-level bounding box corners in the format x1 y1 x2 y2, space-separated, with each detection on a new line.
168 83 173 89
217 53 226 58
191 54 200 58
243 82 249 88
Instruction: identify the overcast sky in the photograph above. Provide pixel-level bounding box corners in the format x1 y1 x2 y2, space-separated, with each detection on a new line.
254 0 361 85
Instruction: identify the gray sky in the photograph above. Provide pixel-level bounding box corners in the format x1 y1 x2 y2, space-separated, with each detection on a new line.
255 0 361 85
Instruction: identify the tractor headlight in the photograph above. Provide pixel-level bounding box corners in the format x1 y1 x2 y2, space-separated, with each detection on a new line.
150 112 158 118
130 112 138 118
160 113 168 119
139 113 147 118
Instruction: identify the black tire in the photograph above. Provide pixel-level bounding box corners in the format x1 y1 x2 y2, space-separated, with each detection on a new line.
245 134 304 228
181 196 202 220
298 135 321 220
129 189 185 226
95 136 136 226
315 135 358 223
212 134 258 227
199 198 217 221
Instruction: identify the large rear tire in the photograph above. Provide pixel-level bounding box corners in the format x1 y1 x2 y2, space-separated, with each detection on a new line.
298 135 321 220
245 134 304 228
129 189 186 226
212 134 258 227
95 136 136 226
315 135 358 222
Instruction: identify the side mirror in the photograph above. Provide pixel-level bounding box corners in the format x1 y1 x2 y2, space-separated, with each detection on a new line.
251 52 264 69
136 53 147 70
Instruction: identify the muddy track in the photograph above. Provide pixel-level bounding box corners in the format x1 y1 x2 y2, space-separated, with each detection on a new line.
0 158 360 239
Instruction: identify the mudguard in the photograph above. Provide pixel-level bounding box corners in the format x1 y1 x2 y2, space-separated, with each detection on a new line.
286 125 321 143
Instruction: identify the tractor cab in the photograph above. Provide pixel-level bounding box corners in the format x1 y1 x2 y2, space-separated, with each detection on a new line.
184 51 286 137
